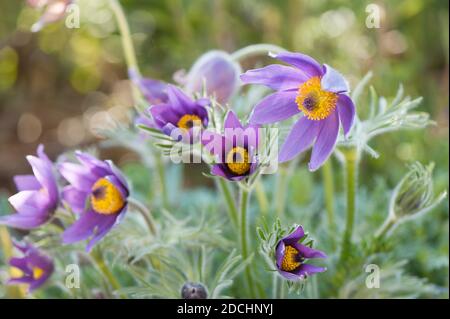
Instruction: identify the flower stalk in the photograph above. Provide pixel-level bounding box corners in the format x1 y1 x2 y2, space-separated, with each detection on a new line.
322 160 336 233
127 198 157 235
231 44 286 62
239 188 257 298
90 248 126 299
340 146 359 261
217 179 239 228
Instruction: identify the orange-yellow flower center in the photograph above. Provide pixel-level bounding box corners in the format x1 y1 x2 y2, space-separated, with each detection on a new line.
91 178 125 215
226 147 251 176
177 114 202 130
281 245 302 271
32 266 45 280
295 76 338 121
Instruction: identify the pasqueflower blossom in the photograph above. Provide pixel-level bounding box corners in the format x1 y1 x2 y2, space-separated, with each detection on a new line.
59 151 129 252
241 51 355 171
148 85 209 142
7 242 54 292
28 0 73 32
0 145 59 229
275 226 327 280
130 50 241 105
201 110 259 181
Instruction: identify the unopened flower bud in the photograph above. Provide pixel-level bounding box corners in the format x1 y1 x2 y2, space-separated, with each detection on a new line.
391 162 446 221
181 282 208 299
184 50 241 105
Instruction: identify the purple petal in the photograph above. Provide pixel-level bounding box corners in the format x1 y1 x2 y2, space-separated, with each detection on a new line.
224 110 243 130
166 84 195 114
106 161 129 195
294 264 327 277
309 111 340 171
0 212 48 229
62 186 88 214
321 64 349 93
294 243 327 259
240 64 307 91
75 151 111 178
13 175 40 191
59 162 97 192
275 240 285 269
26 155 57 200
279 117 321 163
282 226 305 245
272 51 322 77
337 94 355 137
249 91 299 125
129 68 168 104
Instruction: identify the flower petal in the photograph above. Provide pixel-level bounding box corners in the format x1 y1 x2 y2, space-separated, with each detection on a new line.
240 64 307 91
26 155 57 199
249 91 299 125
13 175 41 191
321 64 349 93
279 117 321 163
0 213 48 229
282 226 305 245
62 186 88 214
224 110 243 130
272 51 323 77
294 263 327 277
129 68 168 104
309 111 340 171
58 162 97 192
294 243 327 259
166 84 195 114
337 94 355 137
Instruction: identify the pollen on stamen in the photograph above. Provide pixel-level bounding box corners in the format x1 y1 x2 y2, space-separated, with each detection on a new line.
281 245 302 272
295 77 338 121
177 114 202 130
226 147 251 176
90 178 125 215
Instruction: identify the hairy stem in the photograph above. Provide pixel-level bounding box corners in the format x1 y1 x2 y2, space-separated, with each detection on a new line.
90 248 126 299
375 216 397 239
155 154 169 210
239 188 257 298
340 147 359 261
127 197 157 235
217 178 239 228
231 44 286 62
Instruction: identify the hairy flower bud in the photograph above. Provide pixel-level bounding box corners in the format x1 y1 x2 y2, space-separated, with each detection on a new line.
181 282 208 299
184 50 242 105
390 162 446 221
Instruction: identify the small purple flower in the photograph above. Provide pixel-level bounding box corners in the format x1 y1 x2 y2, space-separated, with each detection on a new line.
241 51 356 171
0 145 59 230
8 242 54 293
201 111 259 181
148 85 209 142
130 50 241 106
275 226 327 280
29 0 73 32
58 151 129 252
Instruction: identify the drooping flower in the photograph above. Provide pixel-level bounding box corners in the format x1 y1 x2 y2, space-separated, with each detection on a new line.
0 145 59 229
241 51 355 171
201 110 259 181
130 50 241 106
275 226 327 280
148 84 209 143
58 151 129 252
7 242 54 293
28 0 73 32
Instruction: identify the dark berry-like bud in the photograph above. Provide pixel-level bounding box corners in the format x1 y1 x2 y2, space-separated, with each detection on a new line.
181 282 208 299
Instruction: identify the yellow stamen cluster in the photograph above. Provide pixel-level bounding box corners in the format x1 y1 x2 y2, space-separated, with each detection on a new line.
32 266 45 280
91 178 125 215
281 245 301 272
177 114 202 130
226 147 251 176
295 76 338 121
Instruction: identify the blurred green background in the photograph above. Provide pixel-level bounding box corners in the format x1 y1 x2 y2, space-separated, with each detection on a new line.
0 0 448 297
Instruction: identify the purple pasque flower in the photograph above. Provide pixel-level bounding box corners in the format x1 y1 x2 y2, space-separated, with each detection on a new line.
29 0 73 32
58 151 129 252
0 145 59 230
130 50 241 106
201 110 259 181
275 226 327 280
241 51 356 171
148 84 209 143
8 242 54 292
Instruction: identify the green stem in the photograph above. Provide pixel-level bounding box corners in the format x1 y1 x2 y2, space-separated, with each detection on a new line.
274 157 300 217
216 178 239 228
322 160 336 233
230 44 286 62
109 0 138 70
155 154 169 210
340 147 359 261
375 216 397 239
254 179 269 216
127 198 157 235
90 249 126 299
239 188 257 298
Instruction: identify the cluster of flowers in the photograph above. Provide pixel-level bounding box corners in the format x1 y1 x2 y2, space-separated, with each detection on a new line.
2 48 353 291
